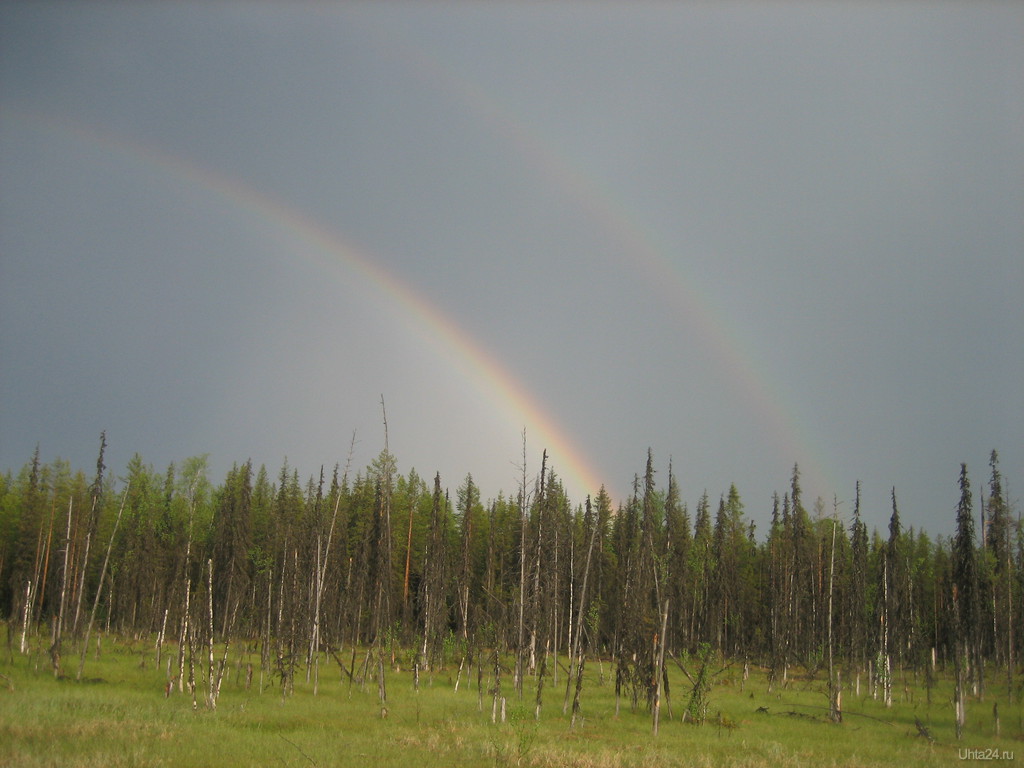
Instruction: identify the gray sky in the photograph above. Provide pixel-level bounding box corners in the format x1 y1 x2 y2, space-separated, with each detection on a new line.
2 2 1022 536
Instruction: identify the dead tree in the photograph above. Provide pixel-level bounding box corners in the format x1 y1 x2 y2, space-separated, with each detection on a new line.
49 498 74 677
564 495 598 714
71 432 106 638
653 599 669 735
310 436 353 695
177 468 203 693
514 429 529 695
77 482 129 681
827 507 841 722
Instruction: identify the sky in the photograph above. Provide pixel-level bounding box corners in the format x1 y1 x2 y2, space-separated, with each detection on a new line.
2 2 1022 538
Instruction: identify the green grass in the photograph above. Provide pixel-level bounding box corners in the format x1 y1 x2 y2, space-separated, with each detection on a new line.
1 635 1021 767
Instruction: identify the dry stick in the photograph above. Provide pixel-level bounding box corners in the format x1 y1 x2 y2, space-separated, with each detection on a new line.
33 500 58 635
402 494 415 608
454 655 466 692
279 735 318 767
827 511 841 722
76 483 130 681
50 497 74 677
535 641 548 720
570 655 586 729
377 653 387 718
28 503 47 629
564 496 598 714
212 602 235 706
528 451 547 676
156 607 169 667
72 433 106 639
329 648 355 683
653 599 670 736
70 496 99 638
310 436 353 696
515 428 528 696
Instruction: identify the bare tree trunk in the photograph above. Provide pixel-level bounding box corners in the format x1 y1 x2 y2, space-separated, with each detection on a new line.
206 559 216 709
653 599 669 736
552 521 559 689
528 451 548 675
403 496 415 611
177 470 201 693
1007 547 1014 701
882 551 892 708
70 501 98 638
156 607 168 667
570 655 586 729
178 581 191 694
534 642 548 720
19 581 32 654
50 498 74 677
32 500 58 630
564 495 598 714
376 397 394 644
827 513 841 722
491 648 503 723
188 623 198 711
515 429 528 696
77 483 129 681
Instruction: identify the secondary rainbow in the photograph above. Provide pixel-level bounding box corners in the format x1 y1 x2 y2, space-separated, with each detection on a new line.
405 48 837 499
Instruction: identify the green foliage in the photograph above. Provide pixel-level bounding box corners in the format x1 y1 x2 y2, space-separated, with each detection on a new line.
0 442 1020 734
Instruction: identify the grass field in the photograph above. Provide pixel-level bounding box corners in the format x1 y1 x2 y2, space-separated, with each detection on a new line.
1 634 1020 767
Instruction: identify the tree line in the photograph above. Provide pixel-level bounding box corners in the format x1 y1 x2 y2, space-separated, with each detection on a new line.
1 433 1020 725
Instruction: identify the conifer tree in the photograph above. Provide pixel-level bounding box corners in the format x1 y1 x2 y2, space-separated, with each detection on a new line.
984 450 1012 690
847 483 870 678
9 446 43 623
663 463 690 652
210 460 252 636
952 463 979 736
419 472 447 668
456 474 481 641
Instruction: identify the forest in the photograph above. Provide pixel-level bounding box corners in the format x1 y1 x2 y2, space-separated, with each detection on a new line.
0 431 1020 742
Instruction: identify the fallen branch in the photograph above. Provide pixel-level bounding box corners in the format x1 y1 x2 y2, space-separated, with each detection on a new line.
279 735 317 767
329 649 354 683
914 717 935 744
773 701 895 726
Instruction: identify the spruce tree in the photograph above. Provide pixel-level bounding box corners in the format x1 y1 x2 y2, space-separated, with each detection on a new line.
952 463 979 735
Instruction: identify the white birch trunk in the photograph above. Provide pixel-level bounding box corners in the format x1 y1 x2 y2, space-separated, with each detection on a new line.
20 580 32 654
207 559 215 709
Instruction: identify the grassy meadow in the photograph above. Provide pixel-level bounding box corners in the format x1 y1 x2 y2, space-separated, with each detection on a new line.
1 633 1020 767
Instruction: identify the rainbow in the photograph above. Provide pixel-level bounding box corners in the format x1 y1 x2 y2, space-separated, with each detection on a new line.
11 107 609 502
401 44 836 499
